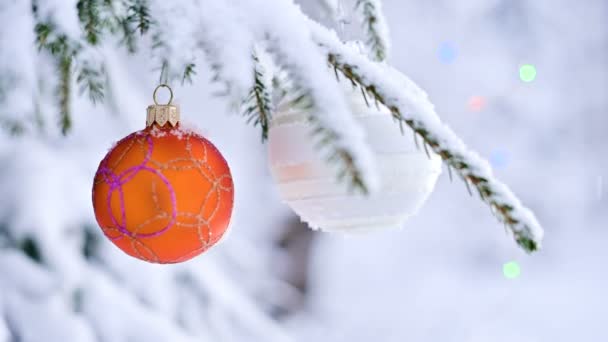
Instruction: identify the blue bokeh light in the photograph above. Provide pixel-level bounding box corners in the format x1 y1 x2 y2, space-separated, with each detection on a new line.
438 42 458 64
489 150 509 169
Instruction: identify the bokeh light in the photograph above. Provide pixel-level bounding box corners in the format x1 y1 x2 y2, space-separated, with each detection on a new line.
489 150 509 169
519 64 537 82
438 42 457 64
468 96 486 112
503 261 521 279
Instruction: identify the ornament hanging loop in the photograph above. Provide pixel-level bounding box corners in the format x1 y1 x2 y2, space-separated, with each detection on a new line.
153 84 174 105
147 84 180 128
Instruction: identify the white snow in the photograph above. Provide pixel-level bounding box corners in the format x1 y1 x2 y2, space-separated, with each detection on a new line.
5 291 96 342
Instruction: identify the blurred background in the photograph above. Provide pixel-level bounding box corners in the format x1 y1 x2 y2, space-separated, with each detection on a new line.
0 0 607 341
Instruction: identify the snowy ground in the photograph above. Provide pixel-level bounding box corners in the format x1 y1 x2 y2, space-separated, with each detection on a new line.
1 0 606 341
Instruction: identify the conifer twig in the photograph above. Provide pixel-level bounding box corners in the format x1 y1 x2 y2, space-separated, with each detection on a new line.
77 0 103 45
76 58 105 104
34 21 77 135
354 0 391 62
125 0 151 35
243 53 273 142
308 21 543 252
266 37 376 194
58 56 72 135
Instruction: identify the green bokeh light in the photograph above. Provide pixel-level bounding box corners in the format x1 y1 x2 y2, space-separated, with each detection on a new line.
519 64 537 82
503 261 521 279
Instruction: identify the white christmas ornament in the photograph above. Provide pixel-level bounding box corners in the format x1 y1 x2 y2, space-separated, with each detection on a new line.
268 86 442 233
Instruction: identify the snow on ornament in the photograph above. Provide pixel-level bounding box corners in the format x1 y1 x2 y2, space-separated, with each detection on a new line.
92 85 234 263
268 84 442 233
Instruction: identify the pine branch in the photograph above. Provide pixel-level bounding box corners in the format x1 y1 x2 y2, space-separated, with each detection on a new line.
100 0 150 53
76 59 105 104
146 3 199 87
34 21 78 135
311 114 370 192
237 0 379 194
354 0 391 62
286 84 370 194
77 0 103 45
308 21 543 252
100 0 139 53
125 0 151 35
243 53 273 142
182 63 196 84
32 1 77 134
277 76 371 193
152 53 196 87
58 56 72 135
266 39 375 194
118 16 138 53
34 7 109 133
197 42 225 91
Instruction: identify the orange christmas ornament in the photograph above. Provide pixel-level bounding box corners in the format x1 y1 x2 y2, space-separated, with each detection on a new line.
92 85 234 264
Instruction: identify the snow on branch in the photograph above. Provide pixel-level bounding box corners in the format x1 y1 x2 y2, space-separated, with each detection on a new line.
354 0 391 62
242 0 380 194
194 1 254 101
307 20 544 252
148 0 200 84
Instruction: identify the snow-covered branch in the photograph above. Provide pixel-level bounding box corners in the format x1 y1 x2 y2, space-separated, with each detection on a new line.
148 0 199 84
307 20 544 252
1 0 543 251
315 0 391 62
242 0 380 194
193 1 254 101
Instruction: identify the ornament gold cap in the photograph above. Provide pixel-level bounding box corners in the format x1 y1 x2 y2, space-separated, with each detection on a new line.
146 84 180 127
